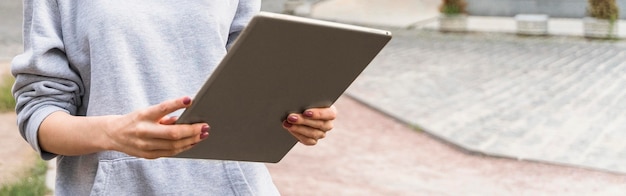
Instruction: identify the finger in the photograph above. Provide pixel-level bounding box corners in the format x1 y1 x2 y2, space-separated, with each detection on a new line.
128 127 208 159
135 131 208 152
148 123 209 141
284 126 318 146
134 144 196 159
286 114 333 132
159 116 178 125
152 144 196 159
302 105 337 121
141 96 193 121
283 121 326 141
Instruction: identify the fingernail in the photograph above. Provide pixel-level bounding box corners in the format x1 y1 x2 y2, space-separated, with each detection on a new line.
200 131 209 140
200 125 210 140
283 121 293 128
201 125 210 133
182 97 191 105
304 111 314 117
287 115 298 123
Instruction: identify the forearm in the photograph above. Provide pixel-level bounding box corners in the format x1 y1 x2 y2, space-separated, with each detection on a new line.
39 111 115 156
36 97 209 159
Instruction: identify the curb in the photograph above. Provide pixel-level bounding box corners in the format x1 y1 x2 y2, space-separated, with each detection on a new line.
46 159 56 194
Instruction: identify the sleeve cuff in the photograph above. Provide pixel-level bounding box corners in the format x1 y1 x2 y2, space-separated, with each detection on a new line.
25 105 69 160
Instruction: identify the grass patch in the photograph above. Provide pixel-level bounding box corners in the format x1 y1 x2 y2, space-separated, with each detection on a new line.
0 74 15 112
0 159 50 196
411 124 424 132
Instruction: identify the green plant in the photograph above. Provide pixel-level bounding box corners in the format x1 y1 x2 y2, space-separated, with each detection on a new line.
439 0 468 15
0 74 16 112
588 0 619 21
411 124 424 132
0 159 50 196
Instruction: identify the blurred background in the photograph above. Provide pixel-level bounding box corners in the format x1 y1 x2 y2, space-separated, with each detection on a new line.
0 0 22 61
2 0 626 195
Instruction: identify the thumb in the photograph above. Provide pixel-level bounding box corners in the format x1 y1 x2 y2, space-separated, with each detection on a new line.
142 96 192 121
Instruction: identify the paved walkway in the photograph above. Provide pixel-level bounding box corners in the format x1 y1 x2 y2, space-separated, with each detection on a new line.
346 30 626 174
307 0 626 174
268 96 626 195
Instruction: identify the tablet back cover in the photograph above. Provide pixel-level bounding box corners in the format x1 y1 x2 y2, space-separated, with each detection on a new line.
175 12 391 163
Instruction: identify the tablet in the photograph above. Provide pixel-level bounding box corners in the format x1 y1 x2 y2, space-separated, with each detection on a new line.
174 12 391 162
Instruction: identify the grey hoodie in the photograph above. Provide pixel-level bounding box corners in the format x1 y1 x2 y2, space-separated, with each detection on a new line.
12 0 279 195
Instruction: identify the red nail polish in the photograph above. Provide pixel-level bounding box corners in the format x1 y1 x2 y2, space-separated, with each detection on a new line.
287 115 298 123
283 121 293 128
304 111 314 117
201 125 210 133
200 131 209 140
183 97 191 105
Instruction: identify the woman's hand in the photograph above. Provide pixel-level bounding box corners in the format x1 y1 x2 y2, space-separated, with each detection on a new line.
39 96 209 159
104 97 210 159
282 105 337 145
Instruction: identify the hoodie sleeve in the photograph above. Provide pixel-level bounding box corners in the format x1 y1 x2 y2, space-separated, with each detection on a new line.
11 0 84 160
226 0 261 49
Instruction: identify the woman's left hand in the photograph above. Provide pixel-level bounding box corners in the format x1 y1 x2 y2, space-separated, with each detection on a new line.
282 106 337 145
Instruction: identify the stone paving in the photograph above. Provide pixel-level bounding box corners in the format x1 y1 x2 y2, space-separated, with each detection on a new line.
346 29 626 174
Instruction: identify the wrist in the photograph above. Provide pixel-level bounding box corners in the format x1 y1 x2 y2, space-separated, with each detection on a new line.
93 115 123 152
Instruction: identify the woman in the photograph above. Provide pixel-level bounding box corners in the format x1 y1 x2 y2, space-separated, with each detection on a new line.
12 1 336 195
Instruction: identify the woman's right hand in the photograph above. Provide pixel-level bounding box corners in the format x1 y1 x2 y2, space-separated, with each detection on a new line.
103 97 209 159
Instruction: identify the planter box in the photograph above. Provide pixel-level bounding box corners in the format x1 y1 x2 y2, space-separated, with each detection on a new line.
584 17 619 39
439 14 468 32
515 14 549 35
